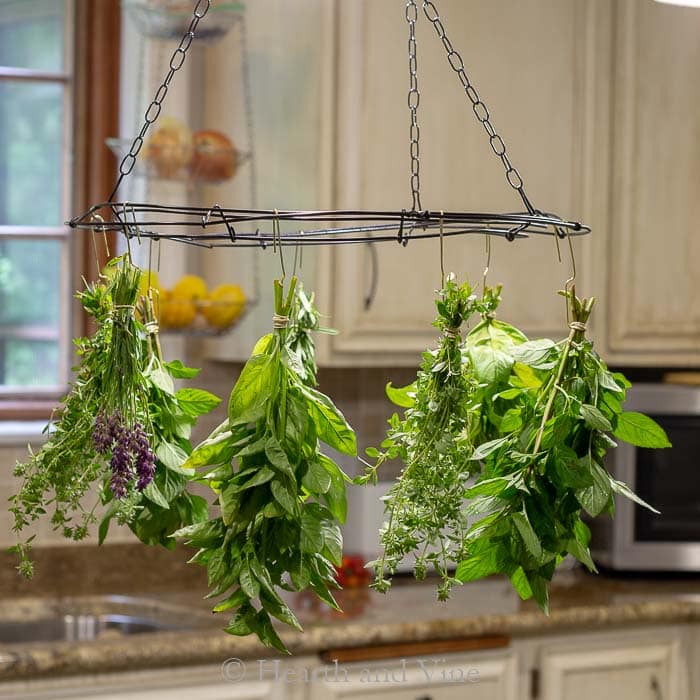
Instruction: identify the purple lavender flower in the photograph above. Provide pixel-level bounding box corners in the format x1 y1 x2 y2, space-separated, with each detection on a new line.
109 423 133 499
130 423 156 491
92 412 112 454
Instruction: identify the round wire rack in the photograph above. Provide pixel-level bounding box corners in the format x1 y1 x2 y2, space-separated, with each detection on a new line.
70 204 589 248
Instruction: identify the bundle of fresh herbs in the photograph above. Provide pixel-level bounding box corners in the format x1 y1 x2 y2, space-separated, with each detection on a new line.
9 257 219 576
364 280 670 611
176 277 356 653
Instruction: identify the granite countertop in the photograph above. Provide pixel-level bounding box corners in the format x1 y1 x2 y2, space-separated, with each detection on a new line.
1 544 699 682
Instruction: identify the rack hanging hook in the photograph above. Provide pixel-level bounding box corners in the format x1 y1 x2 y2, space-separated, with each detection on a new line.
563 229 577 325
89 214 110 277
439 210 445 287
483 227 491 291
364 239 379 311
273 209 285 279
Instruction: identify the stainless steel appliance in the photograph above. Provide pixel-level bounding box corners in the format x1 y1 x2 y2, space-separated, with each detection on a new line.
592 383 700 571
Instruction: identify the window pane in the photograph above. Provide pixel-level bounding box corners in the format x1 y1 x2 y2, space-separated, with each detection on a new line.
0 0 65 72
0 239 62 388
0 81 64 226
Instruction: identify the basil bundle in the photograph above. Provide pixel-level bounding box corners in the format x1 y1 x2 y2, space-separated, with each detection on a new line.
177 277 356 653
365 281 670 611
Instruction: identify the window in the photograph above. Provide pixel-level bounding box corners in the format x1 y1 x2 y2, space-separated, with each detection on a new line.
0 0 119 414
0 0 73 393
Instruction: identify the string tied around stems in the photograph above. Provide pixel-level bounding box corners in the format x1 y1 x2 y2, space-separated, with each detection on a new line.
272 314 289 329
568 321 587 333
443 326 460 340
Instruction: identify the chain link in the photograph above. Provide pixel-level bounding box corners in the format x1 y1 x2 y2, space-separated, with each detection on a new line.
108 0 211 202
406 0 422 212
419 0 535 215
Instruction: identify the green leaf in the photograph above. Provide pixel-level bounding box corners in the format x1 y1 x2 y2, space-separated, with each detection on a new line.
321 522 343 566
239 564 261 599
468 345 513 385
300 385 357 456
455 550 500 583
142 480 170 509
175 388 221 417
213 588 248 613
385 382 415 408
610 478 660 514
155 441 192 474
300 509 324 553
318 453 349 524
512 362 543 389
511 339 556 367
207 548 227 587
173 519 224 547
163 359 200 379
302 460 332 494
613 412 671 448
576 460 612 517
184 430 236 470
271 479 298 515
464 477 512 499
224 603 256 636
228 340 277 424
98 501 118 545
512 511 542 561
598 370 622 393
147 364 175 395
264 436 294 477
566 538 597 573
528 574 549 614
256 609 290 654
509 566 533 600
469 436 509 461
260 591 303 632
220 483 242 525
232 467 275 493
580 404 613 432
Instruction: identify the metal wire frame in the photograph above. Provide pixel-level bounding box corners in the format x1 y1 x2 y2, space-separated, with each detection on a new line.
68 203 589 249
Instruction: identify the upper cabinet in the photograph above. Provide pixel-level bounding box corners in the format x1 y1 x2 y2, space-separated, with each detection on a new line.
199 0 700 367
605 0 700 365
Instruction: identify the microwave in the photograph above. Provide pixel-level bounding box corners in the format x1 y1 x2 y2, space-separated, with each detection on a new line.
591 383 700 572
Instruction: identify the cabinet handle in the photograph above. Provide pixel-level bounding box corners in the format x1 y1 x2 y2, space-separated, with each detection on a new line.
650 675 662 700
415 696 433 700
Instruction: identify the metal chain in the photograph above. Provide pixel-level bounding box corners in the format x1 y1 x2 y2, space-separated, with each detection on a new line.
406 0 422 212
108 0 211 202
420 0 535 215
239 14 258 211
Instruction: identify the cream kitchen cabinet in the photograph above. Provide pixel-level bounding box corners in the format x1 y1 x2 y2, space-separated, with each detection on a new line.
530 625 693 700
305 650 518 700
0 664 295 700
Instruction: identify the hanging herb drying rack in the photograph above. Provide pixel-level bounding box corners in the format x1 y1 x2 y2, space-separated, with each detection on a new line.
68 0 590 248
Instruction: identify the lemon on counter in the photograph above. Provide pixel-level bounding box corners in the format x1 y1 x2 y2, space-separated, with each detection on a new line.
201 283 246 329
172 274 208 301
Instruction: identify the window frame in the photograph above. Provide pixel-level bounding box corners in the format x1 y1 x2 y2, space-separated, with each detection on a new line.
0 0 120 419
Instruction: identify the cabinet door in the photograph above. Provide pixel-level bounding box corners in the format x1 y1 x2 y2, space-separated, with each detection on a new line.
306 652 517 700
317 0 608 366
539 638 686 700
605 0 700 365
